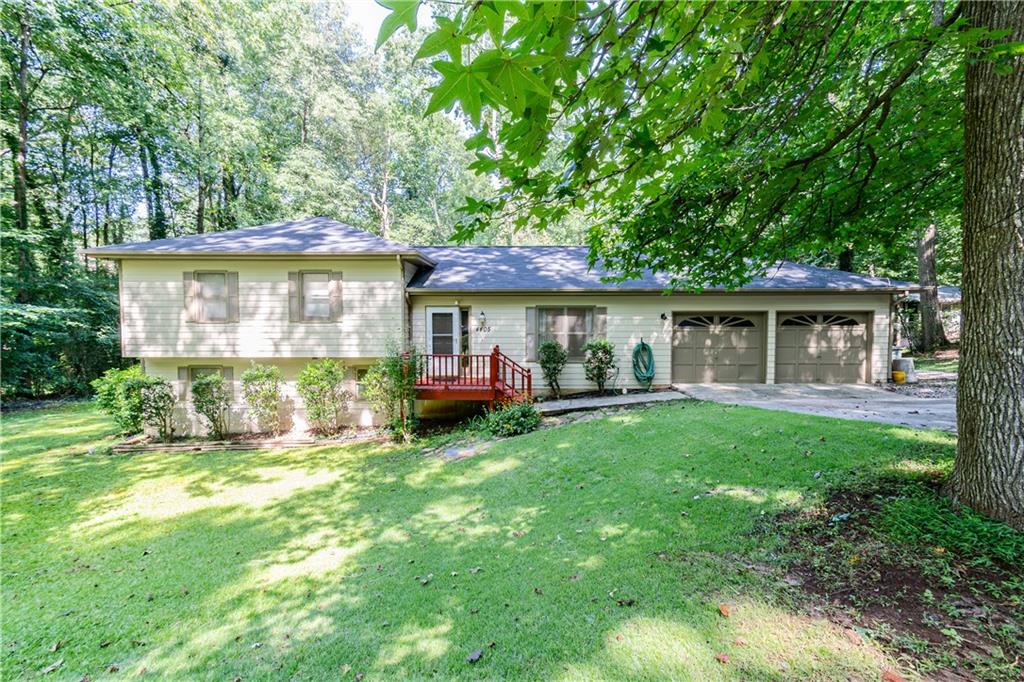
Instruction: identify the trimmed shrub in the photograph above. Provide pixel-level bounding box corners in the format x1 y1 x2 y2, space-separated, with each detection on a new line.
482 400 541 438
538 340 568 398
91 365 146 434
140 379 176 442
192 373 231 439
241 362 283 435
296 359 350 435
363 347 419 440
583 339 617 392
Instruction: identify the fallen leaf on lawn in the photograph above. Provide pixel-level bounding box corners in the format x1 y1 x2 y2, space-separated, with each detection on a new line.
79 675 90 682
41 658 63 674
48 641 62 652
137 667 146 675
469 566 482 574
466 649 483 663
488 641 496 648
470 608 479 614
616 598 635 607
106 664 119 673
99 640 111 648
881 670 906 682
734 637 748 646
533 587 543 595
355 673 364 681
568 573 580 581
340 663 351 674
715 653 729 664
615 634 623 641
718 603 731 618
512 530 525 538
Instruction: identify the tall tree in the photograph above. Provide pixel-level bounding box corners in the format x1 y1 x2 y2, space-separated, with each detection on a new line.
947 0 1023 529
916 222 948 350
389 0 1022 527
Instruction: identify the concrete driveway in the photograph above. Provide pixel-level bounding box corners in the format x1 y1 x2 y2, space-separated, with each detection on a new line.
673 383 957 432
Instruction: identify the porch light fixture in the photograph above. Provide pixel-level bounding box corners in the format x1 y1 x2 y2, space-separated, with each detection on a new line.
660 313 668 321
478 310 487 323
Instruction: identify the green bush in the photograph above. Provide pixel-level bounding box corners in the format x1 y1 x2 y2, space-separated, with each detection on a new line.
140 379 176 443
538 340 568 398
363 346 419 440
296 359 350 435
241 362 282 435
91 365 147 434
192 373 231 439
583 339 617 393
481 400 542 438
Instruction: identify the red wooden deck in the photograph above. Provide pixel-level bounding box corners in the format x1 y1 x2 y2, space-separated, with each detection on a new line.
410 346 532 406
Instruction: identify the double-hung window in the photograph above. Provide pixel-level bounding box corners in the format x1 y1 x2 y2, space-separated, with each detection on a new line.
539 306 593 359
301 272 331 321
185 271 236 323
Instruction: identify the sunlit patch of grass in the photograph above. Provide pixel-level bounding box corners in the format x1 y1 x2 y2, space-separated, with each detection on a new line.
2 400 960 680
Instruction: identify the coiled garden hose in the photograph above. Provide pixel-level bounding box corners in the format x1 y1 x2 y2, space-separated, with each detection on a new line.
632 339 656 390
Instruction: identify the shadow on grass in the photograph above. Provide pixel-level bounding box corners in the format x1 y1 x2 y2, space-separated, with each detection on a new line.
2 401 958 679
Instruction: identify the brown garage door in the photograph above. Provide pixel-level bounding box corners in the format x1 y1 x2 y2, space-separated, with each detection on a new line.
672 313 764 383
775 313 869 383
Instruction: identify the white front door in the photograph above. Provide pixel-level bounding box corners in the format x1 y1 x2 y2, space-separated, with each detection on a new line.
426 307 461 355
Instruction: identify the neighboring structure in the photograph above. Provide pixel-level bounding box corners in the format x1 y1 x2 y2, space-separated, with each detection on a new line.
899 285 963 344
86 217 918 434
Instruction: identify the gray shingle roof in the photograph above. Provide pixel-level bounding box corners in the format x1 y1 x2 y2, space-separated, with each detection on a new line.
84 217 425 258
409 246 918 292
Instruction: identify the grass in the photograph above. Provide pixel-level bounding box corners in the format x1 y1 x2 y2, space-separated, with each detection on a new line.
1 400 963 680
913 354 959 373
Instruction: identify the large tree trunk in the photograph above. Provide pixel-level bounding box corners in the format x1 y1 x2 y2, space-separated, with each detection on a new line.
916 222 948 350
947 0 1024 530
147 144 168 239
10 10 35 302
837 247 854 272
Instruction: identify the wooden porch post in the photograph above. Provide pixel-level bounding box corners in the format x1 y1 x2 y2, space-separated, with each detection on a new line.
489 345 499 410
401 351 409 424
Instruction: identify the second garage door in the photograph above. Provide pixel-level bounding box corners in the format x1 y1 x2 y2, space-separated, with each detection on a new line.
672 313 764 383
775 312 869 383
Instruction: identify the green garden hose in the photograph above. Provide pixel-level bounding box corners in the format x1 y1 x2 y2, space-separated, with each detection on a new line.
632 339 655 390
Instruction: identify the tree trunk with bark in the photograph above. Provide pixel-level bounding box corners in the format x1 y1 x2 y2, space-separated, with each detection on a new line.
917 222 948 350
947 0 1024 531
147 144 168 239
838 247 854 272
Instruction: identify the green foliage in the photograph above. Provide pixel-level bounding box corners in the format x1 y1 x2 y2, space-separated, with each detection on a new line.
91 365 147 434
240 363 282 435
478 400 542 438
537 340 568 398
362 347 419 440
191 373 231 440
140 379 176 443
1 274 121 398
392 2 978 288
879 484 1024 567
583 339 616 393
296 359 350 435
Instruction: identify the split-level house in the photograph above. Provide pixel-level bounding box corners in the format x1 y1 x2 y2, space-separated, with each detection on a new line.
86 217 917 434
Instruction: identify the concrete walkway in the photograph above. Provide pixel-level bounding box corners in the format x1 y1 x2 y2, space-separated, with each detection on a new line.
535 390 687 416
673 383 957 432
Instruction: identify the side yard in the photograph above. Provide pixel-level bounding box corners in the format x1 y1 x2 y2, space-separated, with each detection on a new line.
1 401 1018 680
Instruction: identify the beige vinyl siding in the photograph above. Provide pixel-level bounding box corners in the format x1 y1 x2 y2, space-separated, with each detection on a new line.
410 292 893 392
120 258 405 357
144 357 379 435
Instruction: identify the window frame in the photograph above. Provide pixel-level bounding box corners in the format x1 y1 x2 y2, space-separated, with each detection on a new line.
298 270 333 323
537 305 595 361
192 270 230 323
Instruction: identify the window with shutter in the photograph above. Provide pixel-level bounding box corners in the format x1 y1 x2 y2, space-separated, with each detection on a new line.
538 306 595 360
193 272 230 322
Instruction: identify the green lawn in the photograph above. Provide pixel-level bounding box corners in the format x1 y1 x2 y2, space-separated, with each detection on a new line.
2 401 958 680
913 355 959 373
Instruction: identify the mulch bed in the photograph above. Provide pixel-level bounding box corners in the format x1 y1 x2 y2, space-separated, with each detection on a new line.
771 480 1022 681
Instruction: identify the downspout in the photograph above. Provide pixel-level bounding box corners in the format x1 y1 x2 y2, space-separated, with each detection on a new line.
398 254 410 351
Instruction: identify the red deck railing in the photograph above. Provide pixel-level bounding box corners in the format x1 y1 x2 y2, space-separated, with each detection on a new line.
410 345 532 406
